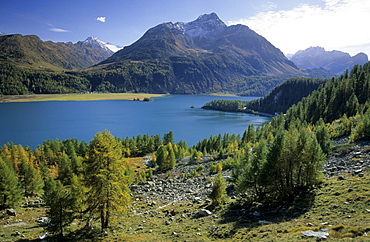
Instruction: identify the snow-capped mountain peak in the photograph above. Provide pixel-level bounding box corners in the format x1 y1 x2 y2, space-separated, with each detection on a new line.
83 37 122 53
183 12 227 37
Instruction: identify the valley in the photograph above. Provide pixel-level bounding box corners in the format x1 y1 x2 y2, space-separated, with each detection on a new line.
1 10 370 242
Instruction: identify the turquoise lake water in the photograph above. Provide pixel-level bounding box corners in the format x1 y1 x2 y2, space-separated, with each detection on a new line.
0 95 270 148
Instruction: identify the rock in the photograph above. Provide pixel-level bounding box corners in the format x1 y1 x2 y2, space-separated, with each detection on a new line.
37 217 50 224
6 209 17 216
253 211 261 217
196 209 212 218
165 221 171 225
258 220 272 225
301 229 329 239
193 197 202 203
148 201 157 206
39 232 49 240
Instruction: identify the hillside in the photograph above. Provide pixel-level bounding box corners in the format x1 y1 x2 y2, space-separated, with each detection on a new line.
79 13 332 95
0 34 114 71
202 77 328 115
244 77 328 115
290 47 369 76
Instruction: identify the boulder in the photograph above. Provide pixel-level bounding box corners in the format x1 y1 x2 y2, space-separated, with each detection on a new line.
301 229 329 239
196 209 212 218
6 209 17 216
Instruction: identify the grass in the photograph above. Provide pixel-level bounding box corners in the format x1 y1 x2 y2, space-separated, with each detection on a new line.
1 171 369 241
0 93 166 102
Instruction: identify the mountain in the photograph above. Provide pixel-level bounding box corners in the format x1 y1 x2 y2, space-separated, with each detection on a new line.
289 46 369 75
83 13 327 95
82 36 122 53
0 34 115 70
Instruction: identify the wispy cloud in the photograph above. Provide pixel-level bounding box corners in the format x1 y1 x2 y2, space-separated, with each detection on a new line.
96 16 106 23
261 2 277 11
49 27 69 33
228 0 370 56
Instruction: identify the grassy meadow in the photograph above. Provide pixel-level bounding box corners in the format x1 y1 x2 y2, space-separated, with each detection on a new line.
0 93 166 102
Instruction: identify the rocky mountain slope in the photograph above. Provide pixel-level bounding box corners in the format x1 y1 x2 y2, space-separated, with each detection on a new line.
0 34 116 70
289 46 369 75
82 13 330 95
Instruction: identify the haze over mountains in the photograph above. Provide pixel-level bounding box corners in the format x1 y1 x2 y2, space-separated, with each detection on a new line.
289 47 369 76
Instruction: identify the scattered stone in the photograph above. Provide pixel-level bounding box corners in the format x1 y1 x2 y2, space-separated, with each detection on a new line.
37 217 50 224
172 232 178 236
301 229 329 239
196 209 212 218
307 223 314 226
39 232 49 240
6 209 17 216
258 220 272 225
253 211 261 217
165 221 171 225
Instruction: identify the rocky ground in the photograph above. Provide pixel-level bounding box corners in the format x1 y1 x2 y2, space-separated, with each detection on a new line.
131 137 370 209
324 137 370 177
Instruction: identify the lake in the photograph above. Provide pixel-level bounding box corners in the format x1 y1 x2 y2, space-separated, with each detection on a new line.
0 95 270 148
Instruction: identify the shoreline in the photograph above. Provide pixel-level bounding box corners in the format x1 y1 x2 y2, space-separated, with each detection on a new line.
0 93 166 102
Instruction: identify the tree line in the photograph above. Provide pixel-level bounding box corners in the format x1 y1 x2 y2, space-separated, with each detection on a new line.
0 62 90 95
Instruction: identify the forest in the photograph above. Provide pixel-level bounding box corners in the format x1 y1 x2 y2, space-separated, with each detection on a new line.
1 62 370 239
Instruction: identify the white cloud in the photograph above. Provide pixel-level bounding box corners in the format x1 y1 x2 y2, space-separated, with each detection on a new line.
228 0 370 56
49 27 69 33
97 16 106 23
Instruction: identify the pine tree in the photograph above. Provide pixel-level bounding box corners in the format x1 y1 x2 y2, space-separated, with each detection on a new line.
45 179 74 238
84 130 131 230
0 157 22 208
20 160 44 196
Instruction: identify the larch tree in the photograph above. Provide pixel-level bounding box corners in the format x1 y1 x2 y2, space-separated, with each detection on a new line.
210 172 227 206
84 130 131 231
0 157 22 208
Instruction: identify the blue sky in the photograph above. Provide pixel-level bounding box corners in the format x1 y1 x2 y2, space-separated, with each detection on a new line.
1 0 369 56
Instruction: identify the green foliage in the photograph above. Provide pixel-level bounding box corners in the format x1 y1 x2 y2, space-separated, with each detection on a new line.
210 172 227 206
44 178 75 238
84 130 131 230
350 109 370 142
0 157 22 208
244 78 328 115
0 62 91 95
155 143 176 171
19 160 44 196
203 100 245 112
285 63 370 124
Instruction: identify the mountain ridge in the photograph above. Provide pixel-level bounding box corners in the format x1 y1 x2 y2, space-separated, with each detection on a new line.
0 34 116 70
85 13 330 95
289 46 369 75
